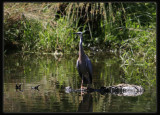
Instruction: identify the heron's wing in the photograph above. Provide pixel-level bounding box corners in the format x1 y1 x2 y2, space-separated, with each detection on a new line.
76 60 82 78
86 57 92 83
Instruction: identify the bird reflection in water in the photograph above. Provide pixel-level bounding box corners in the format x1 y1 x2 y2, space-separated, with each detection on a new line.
77 93 93 112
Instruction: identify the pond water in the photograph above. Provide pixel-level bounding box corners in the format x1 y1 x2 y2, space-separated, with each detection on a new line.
3 52 156 112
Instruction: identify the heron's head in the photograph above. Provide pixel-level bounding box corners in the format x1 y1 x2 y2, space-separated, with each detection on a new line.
74 31 85 40
74 31 83 35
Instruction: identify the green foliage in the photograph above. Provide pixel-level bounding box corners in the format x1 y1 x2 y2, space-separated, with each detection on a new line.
119 26 156 88
3 3 156 113
4 2 156 64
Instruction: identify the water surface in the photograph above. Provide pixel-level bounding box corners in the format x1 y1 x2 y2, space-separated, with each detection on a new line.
3 52 156 112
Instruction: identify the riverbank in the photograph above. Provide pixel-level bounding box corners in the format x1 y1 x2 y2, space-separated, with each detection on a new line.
4 3 156 64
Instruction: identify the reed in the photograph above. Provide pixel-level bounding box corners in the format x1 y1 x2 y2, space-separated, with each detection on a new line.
4 2 156 63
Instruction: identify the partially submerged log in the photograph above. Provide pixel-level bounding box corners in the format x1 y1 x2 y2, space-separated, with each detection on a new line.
65 83 144 96
99 84 144 96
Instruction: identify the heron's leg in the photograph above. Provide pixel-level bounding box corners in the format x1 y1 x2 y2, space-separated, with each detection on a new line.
80 75 84 100
87 84 90 88
81 75 83 90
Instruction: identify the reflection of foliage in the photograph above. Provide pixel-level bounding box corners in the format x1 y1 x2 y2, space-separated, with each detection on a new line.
93 54 122 87
120 64 156 90
93 89 156 112
4 52 156 112
4 53 80 112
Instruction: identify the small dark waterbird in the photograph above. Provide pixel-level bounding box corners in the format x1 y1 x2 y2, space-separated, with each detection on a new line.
16 83 23 92
31 85 40 90
74 32 93 90
16 83 21 89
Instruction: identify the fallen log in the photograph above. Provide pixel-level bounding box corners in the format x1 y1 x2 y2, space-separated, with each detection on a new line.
65 83 144 96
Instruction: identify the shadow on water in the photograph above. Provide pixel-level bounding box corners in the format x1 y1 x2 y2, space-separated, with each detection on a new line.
3 52 156 112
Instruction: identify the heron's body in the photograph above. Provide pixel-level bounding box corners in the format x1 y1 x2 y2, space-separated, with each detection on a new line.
77 55 92 84
75 32 92 88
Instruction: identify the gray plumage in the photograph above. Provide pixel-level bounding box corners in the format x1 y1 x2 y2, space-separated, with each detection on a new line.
74 32 92 85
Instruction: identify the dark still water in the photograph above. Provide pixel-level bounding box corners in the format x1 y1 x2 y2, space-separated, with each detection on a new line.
3 52 156 112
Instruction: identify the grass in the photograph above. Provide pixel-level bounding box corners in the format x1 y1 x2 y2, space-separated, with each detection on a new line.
4 2 156 64
3 3 157 113
4 3 79 53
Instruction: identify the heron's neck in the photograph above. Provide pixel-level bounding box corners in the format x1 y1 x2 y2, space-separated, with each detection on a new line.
79 36 85 58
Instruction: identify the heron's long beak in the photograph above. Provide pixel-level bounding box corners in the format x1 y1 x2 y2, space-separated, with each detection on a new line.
74 32 82 34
